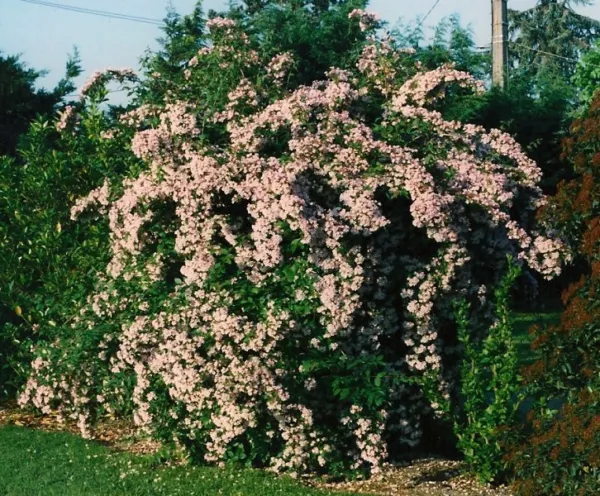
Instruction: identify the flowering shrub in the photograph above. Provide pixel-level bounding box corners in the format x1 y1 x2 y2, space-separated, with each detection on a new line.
17 13 569 475
505 94 600 495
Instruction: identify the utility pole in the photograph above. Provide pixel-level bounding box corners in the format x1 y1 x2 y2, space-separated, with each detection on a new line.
491 0 508 88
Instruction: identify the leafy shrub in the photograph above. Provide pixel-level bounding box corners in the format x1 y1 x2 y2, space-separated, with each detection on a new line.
453 258 523 483
16 10 568 476
504 93 600 495
0 51 81 157
573 38 600 111
0 76 140 398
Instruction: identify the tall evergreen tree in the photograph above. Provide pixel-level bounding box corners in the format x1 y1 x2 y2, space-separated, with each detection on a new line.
509 0 600 81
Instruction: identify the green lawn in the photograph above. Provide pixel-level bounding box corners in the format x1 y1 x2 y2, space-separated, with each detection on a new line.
512 311 561 365
511 311 565 420
0 425 348 496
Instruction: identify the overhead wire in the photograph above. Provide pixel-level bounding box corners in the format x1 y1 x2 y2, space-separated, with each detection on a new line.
64 88 128 99
477 37 600 69
20 0 164 26
409 0 443 39
508 40 600 77
509 40 589 64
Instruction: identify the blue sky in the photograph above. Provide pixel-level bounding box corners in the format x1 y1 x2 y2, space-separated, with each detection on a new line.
1 0 599 97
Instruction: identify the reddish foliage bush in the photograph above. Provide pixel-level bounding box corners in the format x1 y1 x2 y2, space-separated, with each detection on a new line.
506 95 600 495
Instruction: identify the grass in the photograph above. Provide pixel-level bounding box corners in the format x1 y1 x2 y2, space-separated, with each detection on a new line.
512 311 564 419
512 311 561 365
0 425 348 496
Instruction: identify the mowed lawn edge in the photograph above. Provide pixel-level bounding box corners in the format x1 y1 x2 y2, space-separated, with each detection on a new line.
0 425 351 496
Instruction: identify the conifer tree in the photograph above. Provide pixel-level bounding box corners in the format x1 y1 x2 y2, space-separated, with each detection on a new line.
509 0 600 81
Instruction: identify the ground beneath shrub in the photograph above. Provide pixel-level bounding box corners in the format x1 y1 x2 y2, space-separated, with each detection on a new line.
309 460 513 495
0 401 513 495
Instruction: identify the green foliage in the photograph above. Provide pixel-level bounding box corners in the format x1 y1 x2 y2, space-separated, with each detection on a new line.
0 92 140 398
573 38 600 110
0 50 81 156
509 0 600 83
453 258 523 483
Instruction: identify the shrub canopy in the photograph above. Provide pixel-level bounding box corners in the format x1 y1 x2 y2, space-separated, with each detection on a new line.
17 11 569 475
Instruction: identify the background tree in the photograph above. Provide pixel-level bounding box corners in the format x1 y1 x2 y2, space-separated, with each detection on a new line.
139 0 371 103
508 0 600 83
224 0 370 86
241 0 349 15
395 14 490 81
0 51 81 156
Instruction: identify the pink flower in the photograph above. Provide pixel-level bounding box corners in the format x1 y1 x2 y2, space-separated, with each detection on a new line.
348 9 379 31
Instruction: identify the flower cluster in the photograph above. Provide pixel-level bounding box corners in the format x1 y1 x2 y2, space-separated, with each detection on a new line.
79 68 137 99
55 105 79 131
267 53 294 84
70 179 111 220
206 17 237 31
348 9 379 32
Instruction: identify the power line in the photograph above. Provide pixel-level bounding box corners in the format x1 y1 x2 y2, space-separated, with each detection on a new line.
20 0 163 25
65 88 129 99
21 0 163 24
411 0 443 36
509 41 586 64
